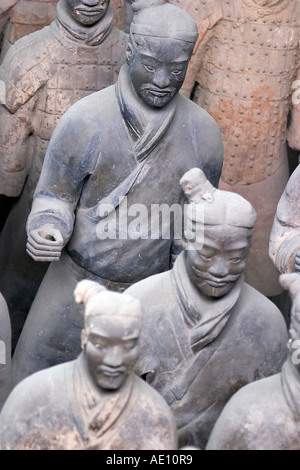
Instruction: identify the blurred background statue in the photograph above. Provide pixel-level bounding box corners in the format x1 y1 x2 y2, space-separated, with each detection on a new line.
0 0 127 61
0 0 128 351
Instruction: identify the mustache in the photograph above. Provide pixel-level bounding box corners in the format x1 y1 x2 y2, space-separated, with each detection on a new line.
97 365 126 374
141 85 173 92
74 5 106 12
192 268 240 284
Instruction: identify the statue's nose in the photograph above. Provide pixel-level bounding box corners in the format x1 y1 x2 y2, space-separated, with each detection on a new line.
82 0 102 7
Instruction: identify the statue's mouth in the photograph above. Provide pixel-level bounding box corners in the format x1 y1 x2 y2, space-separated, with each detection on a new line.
75 7 106 15
149 89 170 97
207 280 228 288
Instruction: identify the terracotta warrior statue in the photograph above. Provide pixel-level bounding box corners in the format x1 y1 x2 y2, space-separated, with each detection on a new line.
0 0 127 61
0 282 177 450
125 167 288 449
168 0 300 300
0 293 12 412
0 0 128 350
12 0 223 385
207 273 300 450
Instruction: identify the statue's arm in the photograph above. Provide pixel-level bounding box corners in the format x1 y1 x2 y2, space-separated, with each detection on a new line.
26 107 97 262
0 33 56 197
287 58 300 151
201 116 224 188
0 97 38 197
269 165 300 273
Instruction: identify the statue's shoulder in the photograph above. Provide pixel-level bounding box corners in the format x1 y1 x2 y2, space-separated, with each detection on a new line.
0 25 58 113
240 283 287 333
109 26 129 45
133 374 177 423
178 94 222 135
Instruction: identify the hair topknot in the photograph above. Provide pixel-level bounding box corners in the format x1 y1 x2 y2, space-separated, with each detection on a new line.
131 0 166 14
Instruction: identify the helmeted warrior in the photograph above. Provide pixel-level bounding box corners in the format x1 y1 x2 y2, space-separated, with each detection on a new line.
0 0 127 62
169 0 300 298
0 0 128 349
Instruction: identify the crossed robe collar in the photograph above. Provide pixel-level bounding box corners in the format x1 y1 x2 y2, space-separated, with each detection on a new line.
116 63 178 163
56 0 114 46
172 252 243 353
71 354 134 449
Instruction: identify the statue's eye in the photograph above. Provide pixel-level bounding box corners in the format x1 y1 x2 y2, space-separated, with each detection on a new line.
144 65 155 72
172 70 182 75
230 258 242 264
200 254 212 262
125 340 138 351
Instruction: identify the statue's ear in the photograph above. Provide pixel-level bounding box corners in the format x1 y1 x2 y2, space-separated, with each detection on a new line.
126 43 133 65
81 330 88 351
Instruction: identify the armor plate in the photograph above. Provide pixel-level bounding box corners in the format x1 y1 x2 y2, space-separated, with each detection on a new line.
193 0 300 184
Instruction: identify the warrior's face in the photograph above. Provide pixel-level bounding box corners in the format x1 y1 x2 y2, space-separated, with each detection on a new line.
126 35 193 108
184 225 250 298
65 0 110 26
85 315 139 391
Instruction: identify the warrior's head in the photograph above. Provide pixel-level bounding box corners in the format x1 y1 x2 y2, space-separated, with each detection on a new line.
180 168 257 298
126 0 198 108
74 280 141 391
65 0 110 26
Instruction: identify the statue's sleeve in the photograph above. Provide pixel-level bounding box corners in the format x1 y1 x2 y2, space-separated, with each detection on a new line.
27 104 99 243
287 57 300 151
269 164 300 273
0 96 39 197
199 109 224 188
0 31 56 196
169 0 223 98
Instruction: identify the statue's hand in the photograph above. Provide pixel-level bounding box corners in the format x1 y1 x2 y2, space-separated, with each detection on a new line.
26 224 64 262
295 251 300 273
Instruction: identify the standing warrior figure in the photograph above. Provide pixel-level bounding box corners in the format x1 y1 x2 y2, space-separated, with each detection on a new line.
169 0 300 299
12 0 223 384
126 167 288 449
0 0 127 61
0 0 128 350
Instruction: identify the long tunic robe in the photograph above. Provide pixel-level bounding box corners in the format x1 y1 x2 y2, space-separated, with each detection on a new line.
12 63 223 384
206 357 300 450
126 252 288 449
0 1 128 349
1 354 177 450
